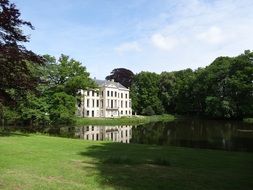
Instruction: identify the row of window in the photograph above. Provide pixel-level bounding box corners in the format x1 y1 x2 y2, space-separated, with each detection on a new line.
106 91 128 99
87 90 99 97
106 100 130 108
86 99 131 108
86 90 128 99
86 110 131 117
86 99 100 108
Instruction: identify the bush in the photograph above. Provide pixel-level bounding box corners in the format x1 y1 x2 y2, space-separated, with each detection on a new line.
49 92 76 124
142 106 155 116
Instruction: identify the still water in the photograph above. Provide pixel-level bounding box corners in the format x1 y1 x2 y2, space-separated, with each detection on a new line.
1 118 253 151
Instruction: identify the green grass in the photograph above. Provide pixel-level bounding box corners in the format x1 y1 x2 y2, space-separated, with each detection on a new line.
243 118 253 123
0 134 253 190
75 114 175 126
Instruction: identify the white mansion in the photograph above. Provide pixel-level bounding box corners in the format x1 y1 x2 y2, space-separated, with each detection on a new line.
77 79 132 117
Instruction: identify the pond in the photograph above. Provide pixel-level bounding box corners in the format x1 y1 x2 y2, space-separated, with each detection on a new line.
1 118 253 152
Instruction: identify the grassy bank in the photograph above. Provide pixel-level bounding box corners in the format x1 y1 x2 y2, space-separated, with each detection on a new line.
243 118 253 123
0 134 252 190
75 114 175 126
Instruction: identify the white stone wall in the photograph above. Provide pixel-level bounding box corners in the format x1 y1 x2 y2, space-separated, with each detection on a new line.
77 80 132 118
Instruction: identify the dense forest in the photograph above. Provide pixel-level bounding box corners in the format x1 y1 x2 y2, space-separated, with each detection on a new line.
130 50 253 119
1 0 252 126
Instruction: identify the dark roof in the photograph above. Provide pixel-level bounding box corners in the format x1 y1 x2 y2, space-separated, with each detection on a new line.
94 79 127 89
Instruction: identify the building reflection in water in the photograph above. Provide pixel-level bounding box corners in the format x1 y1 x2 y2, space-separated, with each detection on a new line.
76 125 132 143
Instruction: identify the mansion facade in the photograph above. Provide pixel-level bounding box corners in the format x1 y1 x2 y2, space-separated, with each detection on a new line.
77 79 132 117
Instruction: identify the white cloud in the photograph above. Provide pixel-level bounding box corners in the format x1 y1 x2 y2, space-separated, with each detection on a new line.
151 33 178 51
115 41 142 54
196 26 224 44
19 0 253 79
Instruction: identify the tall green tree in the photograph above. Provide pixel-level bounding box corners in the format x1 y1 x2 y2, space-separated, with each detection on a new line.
43 54 96 96
49 92 76 124
131 72 164 115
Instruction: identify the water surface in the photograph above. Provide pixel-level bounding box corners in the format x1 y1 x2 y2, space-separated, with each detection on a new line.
1 118 253 151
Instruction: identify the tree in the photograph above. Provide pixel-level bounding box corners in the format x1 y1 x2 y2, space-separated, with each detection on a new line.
19 93 50 126
43 54 96 96
105 68 134 88
142 106 155 116
49 92 76 124
131 72 164 115
0 0 44 103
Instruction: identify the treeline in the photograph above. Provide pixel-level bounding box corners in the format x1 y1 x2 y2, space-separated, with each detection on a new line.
131 50 253 119
0 55 95 126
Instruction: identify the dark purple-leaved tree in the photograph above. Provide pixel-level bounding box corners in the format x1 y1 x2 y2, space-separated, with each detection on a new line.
0 0 44 103
105 68 134 88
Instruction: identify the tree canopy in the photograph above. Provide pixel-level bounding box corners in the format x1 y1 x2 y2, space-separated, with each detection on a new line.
131 50 253 119
105 68 134 88
0 0 43 103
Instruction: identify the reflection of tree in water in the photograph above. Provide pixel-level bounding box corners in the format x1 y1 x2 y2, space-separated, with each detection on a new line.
131 119 253 151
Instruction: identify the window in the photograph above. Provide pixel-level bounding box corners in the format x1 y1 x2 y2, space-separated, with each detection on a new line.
101 100 103 108
87 99 90 107
92 110 94 117
92 91 95 96
101 91 103 97
92 100 94 107
125 94 127 99
125 101 128 108
92 126 94 131
121 111 123 114
121 101 123 108
121 93 123 98
87 91 90 96
115 91 117 97
107 91 109 97
111 91 113 97
87 110 89 116
111 100 114 108
97 100 99 107
86 126 89 131
125 111 127 115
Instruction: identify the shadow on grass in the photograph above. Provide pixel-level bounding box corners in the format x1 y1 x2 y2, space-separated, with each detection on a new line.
78 143 193 190
79 142 253 190
0 126 30 137
0 131 30 137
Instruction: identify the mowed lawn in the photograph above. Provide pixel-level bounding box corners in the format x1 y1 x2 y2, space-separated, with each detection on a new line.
0 134 253 190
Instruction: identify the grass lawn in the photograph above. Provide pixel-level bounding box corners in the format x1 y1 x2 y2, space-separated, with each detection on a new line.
75 114 175 126
0 134 253 190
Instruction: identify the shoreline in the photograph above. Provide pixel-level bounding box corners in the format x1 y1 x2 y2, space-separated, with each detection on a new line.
74 114 175 126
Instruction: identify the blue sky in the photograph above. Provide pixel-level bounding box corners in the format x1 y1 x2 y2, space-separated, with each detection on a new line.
14 0 253 79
